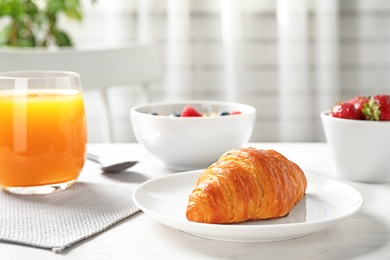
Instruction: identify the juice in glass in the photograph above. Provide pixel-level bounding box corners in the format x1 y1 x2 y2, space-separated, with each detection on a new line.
0 71 87 194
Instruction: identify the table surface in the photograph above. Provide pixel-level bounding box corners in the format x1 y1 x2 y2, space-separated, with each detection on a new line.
1 142 389 260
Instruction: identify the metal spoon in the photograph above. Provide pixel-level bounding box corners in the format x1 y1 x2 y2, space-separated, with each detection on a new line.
86 153 138 173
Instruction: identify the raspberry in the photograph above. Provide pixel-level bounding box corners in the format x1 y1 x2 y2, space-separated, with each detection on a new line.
181 106 202 117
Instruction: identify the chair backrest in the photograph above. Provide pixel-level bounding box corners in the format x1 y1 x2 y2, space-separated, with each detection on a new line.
0 44 162 142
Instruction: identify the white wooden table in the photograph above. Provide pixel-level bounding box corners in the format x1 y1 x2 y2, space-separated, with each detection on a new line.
1 142 389 259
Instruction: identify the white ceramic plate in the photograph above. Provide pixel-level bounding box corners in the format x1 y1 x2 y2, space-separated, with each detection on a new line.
132 170 364 242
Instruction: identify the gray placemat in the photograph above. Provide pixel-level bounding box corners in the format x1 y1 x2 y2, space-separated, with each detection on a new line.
0 166 144 253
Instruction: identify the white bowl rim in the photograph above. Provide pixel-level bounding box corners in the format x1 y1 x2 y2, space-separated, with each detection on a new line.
131 100 256 117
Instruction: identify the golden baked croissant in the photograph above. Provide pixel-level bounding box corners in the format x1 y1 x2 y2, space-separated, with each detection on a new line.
186 147 307 224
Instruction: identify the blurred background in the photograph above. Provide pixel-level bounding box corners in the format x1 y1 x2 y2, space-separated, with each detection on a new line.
2 0 390 143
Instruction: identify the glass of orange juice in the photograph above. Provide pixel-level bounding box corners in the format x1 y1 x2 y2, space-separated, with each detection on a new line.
0 71 87 195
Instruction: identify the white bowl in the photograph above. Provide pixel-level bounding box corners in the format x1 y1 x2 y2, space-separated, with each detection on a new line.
321 110 390 183
130 100 256 170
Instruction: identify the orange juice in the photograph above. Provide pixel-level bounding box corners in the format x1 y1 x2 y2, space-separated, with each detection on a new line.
0 89 87 187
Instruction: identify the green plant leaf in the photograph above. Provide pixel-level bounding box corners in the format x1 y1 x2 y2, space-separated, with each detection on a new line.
65 8 82 20
63 0 82 20
14 35 36 47
24 0 39 15
0 0 18 17
47 0 66 15
53 30 73 46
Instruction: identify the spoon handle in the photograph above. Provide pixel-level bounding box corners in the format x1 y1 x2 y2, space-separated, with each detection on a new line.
86 153 102 164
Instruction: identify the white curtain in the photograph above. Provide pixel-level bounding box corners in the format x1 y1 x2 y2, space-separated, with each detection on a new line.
277 0 339 141
69 0 390 142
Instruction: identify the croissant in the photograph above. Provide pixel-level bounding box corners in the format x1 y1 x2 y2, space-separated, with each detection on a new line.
186 147 307 224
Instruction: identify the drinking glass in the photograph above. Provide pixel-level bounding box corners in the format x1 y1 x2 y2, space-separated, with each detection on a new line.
0 71 87 194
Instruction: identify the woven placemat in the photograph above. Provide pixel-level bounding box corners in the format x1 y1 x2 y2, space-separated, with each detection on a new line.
0 165 144 253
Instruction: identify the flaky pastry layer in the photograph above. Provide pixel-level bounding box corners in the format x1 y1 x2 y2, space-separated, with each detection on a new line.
186 147 307 224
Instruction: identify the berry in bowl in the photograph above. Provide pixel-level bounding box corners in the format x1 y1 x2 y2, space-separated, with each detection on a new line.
149 104 243 118
321 94 390 183
130 100 256 170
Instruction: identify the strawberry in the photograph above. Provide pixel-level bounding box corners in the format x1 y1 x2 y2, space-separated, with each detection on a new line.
331 102 360 120
363 94 390 121
373 94 390 120
347 96 369 119
230 111 242 115
181 105 202 117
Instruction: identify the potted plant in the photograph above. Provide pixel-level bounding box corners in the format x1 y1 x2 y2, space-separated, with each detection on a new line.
0 0 96 47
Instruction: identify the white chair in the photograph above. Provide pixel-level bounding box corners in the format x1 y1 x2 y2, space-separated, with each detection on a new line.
0 44 162 142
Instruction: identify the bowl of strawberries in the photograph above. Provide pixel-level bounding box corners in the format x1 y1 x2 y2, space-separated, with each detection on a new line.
130 100 256 170
321 94 390 183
